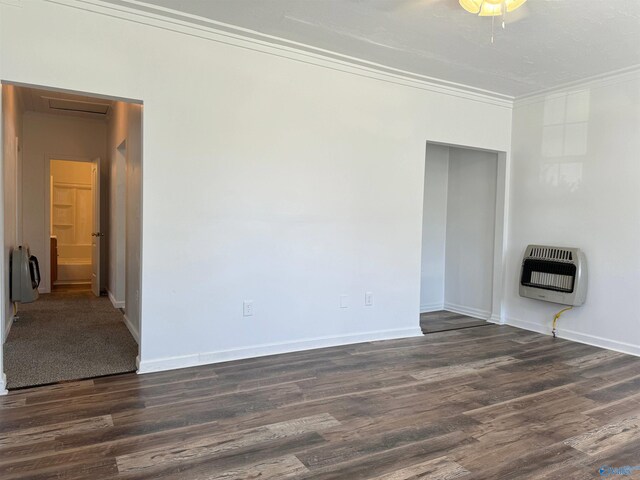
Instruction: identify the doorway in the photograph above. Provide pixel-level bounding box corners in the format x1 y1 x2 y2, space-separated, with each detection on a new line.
48 158 100 294
420 142 507 334
1 82 143 389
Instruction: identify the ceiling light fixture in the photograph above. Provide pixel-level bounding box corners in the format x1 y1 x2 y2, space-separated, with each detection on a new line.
459 0 528 43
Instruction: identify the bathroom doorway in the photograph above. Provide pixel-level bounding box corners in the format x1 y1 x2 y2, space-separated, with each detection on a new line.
48 158 100 293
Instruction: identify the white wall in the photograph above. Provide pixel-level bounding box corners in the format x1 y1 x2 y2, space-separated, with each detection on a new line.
0 1 512 374
107 100 142 343
420 143 449 312
1 84 23 392
506 70 640 355
126 103 142 343
444 147 497 317
107 102 128 307
21 112 107 292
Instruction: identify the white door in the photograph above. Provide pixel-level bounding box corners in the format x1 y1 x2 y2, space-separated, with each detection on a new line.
91 158 101 296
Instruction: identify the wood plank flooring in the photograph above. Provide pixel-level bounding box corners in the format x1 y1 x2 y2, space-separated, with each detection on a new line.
421 310 489 333
1 324 640 479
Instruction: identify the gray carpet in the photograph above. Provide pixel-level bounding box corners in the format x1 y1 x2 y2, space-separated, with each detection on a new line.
3 289 137 389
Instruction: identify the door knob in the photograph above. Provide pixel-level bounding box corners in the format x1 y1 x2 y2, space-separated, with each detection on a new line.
92 232 104 237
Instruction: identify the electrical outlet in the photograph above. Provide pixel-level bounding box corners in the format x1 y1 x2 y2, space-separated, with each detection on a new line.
243 300 254 317
365 291 374 306
339 294 348 308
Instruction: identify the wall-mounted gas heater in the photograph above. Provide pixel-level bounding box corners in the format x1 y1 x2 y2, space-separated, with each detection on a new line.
519 245 587 306
10 246 40 304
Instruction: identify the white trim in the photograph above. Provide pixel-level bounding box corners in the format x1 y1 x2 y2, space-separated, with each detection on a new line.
0 373 7 396
443 302 491 321
488 313 503 324
122 313 139 344
0 77 5 394
514 65 640 107
0 0 23 7
3 315 13 342
491 150 510 324
505 316 640 358
420 303 444 313
108 289 125 309
48 0 513 108
138 327 423 374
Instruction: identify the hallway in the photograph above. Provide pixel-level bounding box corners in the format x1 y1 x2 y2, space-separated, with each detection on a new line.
3 288 137 389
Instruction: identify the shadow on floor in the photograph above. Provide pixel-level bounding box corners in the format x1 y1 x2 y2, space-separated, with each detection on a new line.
420 310 490 334
3 286 137 389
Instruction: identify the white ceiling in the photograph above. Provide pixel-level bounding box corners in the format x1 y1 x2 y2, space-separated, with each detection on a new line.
107 0 640 98
17 86 113 120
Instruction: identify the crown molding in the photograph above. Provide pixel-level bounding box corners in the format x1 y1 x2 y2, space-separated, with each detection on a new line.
46 0 514 109
514 65 640 108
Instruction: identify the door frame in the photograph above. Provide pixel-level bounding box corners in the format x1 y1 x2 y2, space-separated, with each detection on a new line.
90 157 101 296
421 140 510 324
44 154 98 294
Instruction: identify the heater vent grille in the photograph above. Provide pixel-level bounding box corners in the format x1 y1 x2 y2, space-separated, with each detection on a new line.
519 244 587 306
529 246 573 262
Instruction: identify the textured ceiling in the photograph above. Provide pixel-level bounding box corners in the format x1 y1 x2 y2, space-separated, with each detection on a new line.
107 0 640 97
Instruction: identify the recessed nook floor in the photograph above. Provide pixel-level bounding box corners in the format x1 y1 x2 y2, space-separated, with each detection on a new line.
3 288 137 389
420 310 490 334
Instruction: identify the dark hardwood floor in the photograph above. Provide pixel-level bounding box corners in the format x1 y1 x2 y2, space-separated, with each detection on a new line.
421 310 489 333
1 324 640 479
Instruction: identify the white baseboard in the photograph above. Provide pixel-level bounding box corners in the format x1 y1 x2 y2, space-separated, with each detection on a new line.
488 313 503 324
4 315 13 342
108 289 125 309
505 316 640 357
420 302 444 313
504 317 548 335
0 372 7 396
443 302 491 320
123 313 140 344
138 326 424 374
